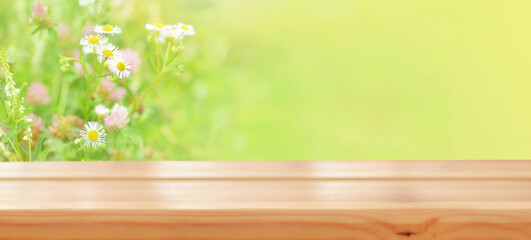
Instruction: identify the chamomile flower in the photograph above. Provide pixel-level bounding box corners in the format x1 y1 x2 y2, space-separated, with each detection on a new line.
94 25 122 35
94 104 110 117
175 23 195 36
79 0 97 6
80 34 108 49
79 121 106 149
95 43 121 59
108 57 131 79
157 28 183 43
145 23 171 32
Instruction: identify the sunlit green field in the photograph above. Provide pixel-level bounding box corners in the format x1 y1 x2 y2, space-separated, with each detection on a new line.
1 0 531 160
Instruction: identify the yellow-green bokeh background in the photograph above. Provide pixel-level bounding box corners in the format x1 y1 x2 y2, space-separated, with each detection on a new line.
2 0 531 160
210 0 531 160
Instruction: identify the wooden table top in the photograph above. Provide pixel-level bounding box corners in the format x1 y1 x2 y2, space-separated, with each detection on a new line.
0 161 530 239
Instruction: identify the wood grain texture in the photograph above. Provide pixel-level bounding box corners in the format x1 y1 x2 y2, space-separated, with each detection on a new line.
0 161 530 239
0 161 530 180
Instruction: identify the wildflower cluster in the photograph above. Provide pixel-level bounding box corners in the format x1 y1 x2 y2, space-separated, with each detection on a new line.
136 22 196 108
28 2 53 32
58 23 135 153
1 1 197 161
0 49 34 160
146 23 195 44
77 27 131 80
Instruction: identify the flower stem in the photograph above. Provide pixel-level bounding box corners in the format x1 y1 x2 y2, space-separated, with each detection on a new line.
13 126 24 161
84 59 107 120
113 133 119 161
28 139 32 162
57 75 70 117
162 42 172 70
138 43 173 105
84 77 93 120
140 72 165 103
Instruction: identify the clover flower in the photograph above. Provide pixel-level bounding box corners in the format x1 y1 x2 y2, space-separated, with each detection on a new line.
29 2 53 30
48 115 83 140
27 82 51 106
104 103 129 130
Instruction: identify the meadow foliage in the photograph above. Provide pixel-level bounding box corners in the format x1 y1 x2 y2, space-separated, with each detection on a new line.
0 0 198 161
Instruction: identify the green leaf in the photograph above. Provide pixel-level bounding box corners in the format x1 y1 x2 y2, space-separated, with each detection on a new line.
0 122 12 130
31 27 40 35
18 121 35 129
4 129 15 140
131 98 138 111
33 133 45 157
149 57 157 73
48 28 57 40
19 142 29 156
165 60 182 70
37 149 50 161
22 106 33 116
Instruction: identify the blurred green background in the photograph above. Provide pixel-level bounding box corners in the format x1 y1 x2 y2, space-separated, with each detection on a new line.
2 0 531 160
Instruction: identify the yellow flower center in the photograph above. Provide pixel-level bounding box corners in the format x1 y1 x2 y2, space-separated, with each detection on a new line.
102 25 113 31
102 50 114 58
154 23 165 28
88 36 99 44
117 62 126 71
88 130 99 142
181 25 189 31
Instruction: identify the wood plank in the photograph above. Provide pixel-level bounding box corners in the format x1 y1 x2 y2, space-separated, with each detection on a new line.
0 180 531 209
0 161 529 239
0 161 530 180
1 209 530 240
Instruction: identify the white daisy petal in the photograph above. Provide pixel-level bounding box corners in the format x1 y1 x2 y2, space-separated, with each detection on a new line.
107 57 131 79
94 25 122 35
80 34 108 50
145 23 171 32
95 104 110 116
175 22 195 36
95 43 121 59
157 28 183 43
79 121 106 150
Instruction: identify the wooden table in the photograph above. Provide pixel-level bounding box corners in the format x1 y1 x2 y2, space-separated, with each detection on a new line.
0 161 530 239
